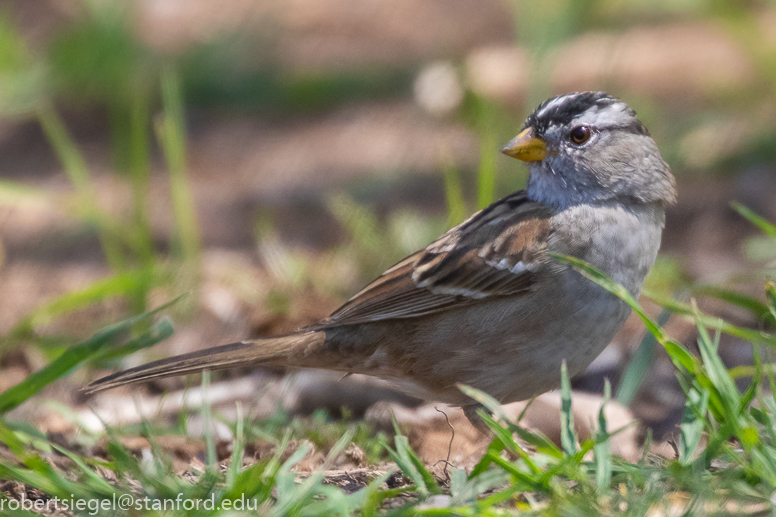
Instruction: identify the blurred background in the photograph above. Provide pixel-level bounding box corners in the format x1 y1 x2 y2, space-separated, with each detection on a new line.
0 0 775 448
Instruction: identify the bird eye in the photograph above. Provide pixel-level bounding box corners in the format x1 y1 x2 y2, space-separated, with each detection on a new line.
569 126 593 145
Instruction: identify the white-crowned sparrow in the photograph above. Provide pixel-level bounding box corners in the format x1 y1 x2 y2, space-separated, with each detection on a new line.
87 92 676 428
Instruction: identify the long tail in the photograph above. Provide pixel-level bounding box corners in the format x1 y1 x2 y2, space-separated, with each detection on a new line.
84 331 322 394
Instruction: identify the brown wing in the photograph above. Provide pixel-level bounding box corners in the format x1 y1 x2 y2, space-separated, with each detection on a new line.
320 191 554 327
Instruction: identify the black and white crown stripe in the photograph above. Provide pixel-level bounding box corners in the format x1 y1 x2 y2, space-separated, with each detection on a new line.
525 92 648 137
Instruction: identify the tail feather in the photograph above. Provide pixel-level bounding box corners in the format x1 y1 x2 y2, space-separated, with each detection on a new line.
84 332 320 394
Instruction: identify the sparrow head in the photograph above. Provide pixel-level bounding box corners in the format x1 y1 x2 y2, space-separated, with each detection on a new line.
502 92 677 209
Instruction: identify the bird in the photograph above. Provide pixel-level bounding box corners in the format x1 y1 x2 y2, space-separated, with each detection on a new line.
86 91 676 430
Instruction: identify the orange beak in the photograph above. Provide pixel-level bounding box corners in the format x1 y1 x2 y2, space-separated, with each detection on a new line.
501 127 546 162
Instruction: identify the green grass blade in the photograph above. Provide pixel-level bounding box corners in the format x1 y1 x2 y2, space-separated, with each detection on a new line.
353 470 400 517
560 360 578 456
692 301 741 414
383 430 441 497
475 99 497 209
442 160 467 227
5 268 163 344
226 402 245 487
594 380 612 490
468 438 505 479
200 371 217 467
486 453 546 492
273 429 355 516
617 310 669 406
692 285 773 322
0 299 177 414
0 461 63 498
472 484 524 512
476 410 540 475
33 269 160 327
158 66 201 273
449 469 508 507
127 89 154 265
679 387 709 465
766 281 776 324
651 294 776 347
458 383 505 420
90 317 174 362
0 180 51 210
448 466 468 499
328 194 386 277
49 444 118 496
400 435 442 496
459 383 561 457
37 104 126 271
732 202 776 238
0 426 93 500
537 441 596 487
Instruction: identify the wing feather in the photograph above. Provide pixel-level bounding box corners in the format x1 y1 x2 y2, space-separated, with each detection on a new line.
321 191 553 327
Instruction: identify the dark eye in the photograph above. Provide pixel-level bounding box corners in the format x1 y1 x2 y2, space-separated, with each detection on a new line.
569 125 593 145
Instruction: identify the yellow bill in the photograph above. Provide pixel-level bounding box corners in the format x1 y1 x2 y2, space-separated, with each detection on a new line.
501 127 546 162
